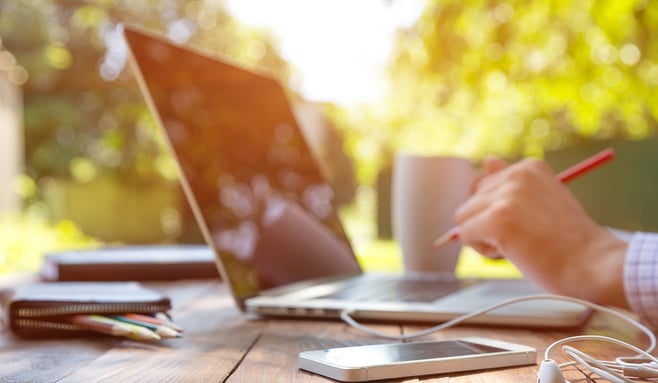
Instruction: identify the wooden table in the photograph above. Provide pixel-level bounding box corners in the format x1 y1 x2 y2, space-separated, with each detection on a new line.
0 276 653 382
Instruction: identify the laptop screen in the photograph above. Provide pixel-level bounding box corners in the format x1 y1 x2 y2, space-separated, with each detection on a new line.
123 26 361 307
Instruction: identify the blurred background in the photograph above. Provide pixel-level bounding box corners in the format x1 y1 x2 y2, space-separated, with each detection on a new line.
1 0 657 276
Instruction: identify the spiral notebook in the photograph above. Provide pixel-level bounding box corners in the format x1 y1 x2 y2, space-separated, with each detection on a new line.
121 24 589 328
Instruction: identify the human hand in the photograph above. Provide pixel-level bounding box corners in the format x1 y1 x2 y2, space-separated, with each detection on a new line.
455 156 629 308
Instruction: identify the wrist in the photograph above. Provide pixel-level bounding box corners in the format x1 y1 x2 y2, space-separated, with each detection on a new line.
579 229 629 308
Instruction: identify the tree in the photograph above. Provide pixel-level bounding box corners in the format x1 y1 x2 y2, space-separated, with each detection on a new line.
384 0 658 159
0 0 296 242
0 0 292 185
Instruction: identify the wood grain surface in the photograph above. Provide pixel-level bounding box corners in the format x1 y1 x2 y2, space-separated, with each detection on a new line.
0 277 654 382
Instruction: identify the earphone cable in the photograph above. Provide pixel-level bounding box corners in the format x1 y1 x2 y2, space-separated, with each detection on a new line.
340 293 657 382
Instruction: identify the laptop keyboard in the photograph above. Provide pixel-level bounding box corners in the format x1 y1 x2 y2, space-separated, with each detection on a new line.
319 275 468 303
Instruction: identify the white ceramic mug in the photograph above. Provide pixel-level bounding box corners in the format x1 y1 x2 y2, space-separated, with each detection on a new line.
391 153 474 274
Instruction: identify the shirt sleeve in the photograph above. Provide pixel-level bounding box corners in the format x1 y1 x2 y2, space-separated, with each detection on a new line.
625 232 658 328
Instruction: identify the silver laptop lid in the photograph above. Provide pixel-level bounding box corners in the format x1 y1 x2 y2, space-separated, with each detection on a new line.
123 25 362 310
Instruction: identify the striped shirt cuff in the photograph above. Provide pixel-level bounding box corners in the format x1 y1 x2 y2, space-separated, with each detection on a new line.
625 232 658 328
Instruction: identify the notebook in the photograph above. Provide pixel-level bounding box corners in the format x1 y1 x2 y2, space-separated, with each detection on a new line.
121 25 588 328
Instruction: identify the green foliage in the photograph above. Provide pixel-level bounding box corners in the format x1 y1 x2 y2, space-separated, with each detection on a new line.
0 213 97 276
325 103 394 186
0 0 292 188
383 0 658 160
328 0 658 187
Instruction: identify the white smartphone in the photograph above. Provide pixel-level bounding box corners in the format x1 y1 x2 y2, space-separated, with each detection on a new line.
298 336 536 382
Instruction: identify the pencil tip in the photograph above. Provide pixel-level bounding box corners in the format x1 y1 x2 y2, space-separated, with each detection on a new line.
137 328 161 341
431 228 459 249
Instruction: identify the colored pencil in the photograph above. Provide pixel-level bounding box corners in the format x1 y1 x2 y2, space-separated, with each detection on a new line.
124 312 184 333
65 314 161 341
431 147 616 249
111 315 181 338
154 312 185 332
555 147 615 183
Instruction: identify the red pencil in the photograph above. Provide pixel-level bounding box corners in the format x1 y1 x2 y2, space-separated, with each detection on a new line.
431 147 615 249
556 147 615 183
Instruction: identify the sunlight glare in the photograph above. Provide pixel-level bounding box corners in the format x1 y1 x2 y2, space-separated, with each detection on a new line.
224 0 425 107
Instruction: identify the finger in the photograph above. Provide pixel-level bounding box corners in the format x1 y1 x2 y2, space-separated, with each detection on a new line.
482 156 509 175
467 243 504 260
455 194 492 224
456 182 515 224
471 156 508 192
457 210 503 258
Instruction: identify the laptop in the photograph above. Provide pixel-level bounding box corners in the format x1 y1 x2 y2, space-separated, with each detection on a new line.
121 25 588 328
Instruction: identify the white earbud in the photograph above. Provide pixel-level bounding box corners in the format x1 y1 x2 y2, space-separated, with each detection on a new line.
537 359 568 383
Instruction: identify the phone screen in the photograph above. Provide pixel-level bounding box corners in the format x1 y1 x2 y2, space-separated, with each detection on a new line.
322 340 507 367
